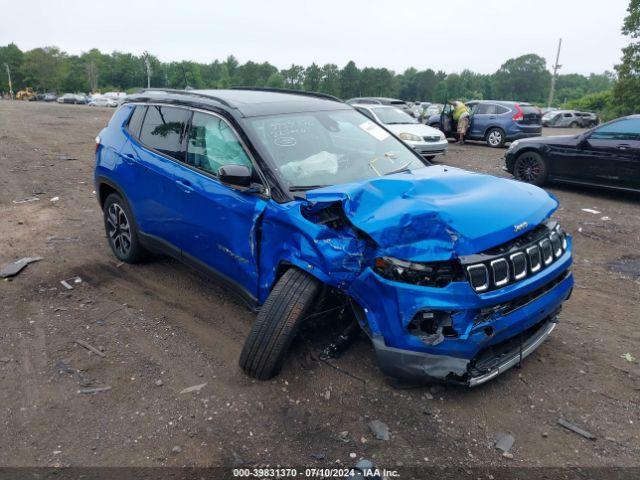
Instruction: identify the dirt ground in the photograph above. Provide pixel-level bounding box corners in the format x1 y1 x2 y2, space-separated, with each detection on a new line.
0 101 639 474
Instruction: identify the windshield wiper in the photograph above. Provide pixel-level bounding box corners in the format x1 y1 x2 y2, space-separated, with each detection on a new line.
384 160 414 176
289 185 328 192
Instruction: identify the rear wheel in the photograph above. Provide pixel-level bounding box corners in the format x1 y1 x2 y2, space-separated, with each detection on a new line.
570 121 580 128
513 151 548 186
103 193 145 263
239 268 321 380
486 128 505 148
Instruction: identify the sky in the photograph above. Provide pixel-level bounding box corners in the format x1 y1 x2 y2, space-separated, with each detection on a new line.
0 0 630 75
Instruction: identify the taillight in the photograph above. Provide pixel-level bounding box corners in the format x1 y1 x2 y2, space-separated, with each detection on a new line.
512 104 524 121
95 135 101 153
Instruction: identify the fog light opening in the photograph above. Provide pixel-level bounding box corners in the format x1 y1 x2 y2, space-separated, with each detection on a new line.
483 326 494 337
408 310 458 345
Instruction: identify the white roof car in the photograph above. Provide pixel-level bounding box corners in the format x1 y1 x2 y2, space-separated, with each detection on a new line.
353 104 448 159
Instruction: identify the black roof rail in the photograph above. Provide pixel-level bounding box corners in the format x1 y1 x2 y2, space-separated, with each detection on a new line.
230 86 343 103
136 88 234 108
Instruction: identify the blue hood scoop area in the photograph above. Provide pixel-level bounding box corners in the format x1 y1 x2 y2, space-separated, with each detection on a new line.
304 166 558 261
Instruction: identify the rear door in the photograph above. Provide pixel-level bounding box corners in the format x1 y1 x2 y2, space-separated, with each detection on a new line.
468 102 493 139
580 118 640 189
118 105 190 247
171 110 267 300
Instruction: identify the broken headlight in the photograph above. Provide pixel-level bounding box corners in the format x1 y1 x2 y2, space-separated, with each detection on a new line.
374 256 464 287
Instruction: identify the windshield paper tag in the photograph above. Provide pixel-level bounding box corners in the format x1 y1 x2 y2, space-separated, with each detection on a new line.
359 121 390 141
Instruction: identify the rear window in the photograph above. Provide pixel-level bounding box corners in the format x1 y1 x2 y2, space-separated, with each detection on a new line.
139 106 190 161
521 105 540 115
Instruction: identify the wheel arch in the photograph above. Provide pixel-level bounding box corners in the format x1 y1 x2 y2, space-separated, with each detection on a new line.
96 176 126 210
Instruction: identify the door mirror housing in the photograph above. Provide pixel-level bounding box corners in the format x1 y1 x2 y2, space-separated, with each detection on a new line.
218 164 252 189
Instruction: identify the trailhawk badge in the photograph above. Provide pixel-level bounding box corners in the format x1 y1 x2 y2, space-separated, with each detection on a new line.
513 221 529 233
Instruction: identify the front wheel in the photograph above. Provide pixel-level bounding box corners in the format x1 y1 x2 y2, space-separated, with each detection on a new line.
513 151 548 186
569 121 580 128
239 268 321 380
486 128 505 148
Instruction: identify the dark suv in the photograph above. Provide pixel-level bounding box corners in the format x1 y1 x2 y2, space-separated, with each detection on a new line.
429 100 542 147
95 88 573 386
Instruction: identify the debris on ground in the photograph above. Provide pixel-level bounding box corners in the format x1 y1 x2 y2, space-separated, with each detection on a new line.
50 196 60 202
621 353 636 363
368 419 390 441
310 452 325 461
58 155 77 161
0 256 43 278
12 197 39 204
601 216 611 221
502 452 514 459
0 357 11 363
77 386 111 395
338 431 350 443
60 276 82 290
75 339 106 358
171 446 182 454
494 433 515 453
179 383 207 394
155 379 164 387
608 255 640 279
557 419 596 440
581 208 601 215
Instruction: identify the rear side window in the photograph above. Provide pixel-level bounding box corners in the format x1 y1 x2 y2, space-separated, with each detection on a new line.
186 112 252 176
126 106 146 138
139 106 190 161
496 105 510 114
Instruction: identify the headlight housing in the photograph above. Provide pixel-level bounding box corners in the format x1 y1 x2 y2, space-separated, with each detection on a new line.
507 140 520 151
398 132 423 142
374 256 464 287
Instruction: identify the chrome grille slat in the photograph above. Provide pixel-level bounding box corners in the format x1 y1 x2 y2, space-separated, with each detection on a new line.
464 225 568 293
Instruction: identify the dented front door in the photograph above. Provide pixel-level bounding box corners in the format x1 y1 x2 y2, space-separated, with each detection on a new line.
172 111 267 301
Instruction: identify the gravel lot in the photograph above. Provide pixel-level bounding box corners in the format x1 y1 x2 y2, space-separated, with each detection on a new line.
0 101 639 473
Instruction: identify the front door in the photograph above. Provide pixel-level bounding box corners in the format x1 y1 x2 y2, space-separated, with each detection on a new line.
172 110 267 300
579 118 640 189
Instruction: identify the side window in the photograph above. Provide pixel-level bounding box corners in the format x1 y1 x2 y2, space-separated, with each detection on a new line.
563 113 572 118
590 118 640 140
127 106 146 138
495 105 510 114
139 106 190 161
356 107 376 121
186 112 253 176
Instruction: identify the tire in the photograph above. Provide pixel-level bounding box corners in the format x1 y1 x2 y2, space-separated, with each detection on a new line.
103 192 145 263
486 127 505 148
569 121 579 128
513 151 548 186
239 268 321 380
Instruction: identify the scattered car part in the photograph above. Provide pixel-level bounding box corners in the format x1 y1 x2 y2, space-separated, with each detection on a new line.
0 256 43 278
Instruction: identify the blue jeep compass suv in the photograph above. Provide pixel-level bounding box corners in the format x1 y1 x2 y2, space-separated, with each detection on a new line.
95 88 573 385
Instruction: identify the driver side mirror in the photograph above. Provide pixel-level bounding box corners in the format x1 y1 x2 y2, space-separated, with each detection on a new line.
218 164 252 189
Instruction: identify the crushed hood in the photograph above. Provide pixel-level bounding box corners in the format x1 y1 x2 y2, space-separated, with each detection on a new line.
304 165 558 261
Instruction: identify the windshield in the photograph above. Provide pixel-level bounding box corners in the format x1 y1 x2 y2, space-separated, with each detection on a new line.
371 106 418 125
245 109 426 189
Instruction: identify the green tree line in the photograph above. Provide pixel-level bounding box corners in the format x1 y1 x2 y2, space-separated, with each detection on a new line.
0 43 614 108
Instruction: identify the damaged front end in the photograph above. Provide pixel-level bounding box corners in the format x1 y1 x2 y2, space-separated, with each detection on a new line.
270 166 574 386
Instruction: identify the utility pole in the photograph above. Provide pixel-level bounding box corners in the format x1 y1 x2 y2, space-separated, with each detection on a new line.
142 51 151 88
547 38 562 108
4 62 13 100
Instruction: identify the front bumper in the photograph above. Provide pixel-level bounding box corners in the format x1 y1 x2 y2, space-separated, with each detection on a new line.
349 240 573 386
406 139 448 157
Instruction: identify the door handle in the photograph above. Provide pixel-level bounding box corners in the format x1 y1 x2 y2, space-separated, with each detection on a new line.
617 144 630 150
122 153 136 164
175 179 194 193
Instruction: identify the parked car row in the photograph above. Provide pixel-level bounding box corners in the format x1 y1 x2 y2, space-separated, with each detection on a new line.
542 110 599 128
